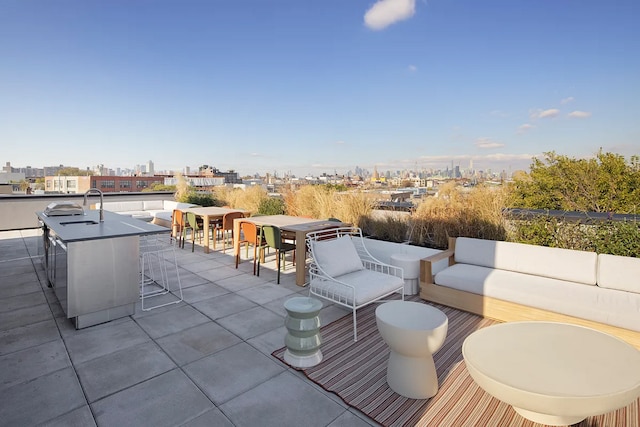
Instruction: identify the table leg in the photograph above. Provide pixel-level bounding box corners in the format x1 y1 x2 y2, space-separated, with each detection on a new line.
512 407 584 426
233 218 241 260
203 215 210 254
295 231 307 286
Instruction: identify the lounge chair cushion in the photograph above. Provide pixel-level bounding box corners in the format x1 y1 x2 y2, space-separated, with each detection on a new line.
312 235 364 278
311 269 404 306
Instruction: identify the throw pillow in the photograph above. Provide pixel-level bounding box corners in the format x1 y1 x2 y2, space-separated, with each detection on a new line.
312 235 364 277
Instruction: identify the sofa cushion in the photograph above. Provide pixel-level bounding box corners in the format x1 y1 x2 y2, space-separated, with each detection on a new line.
310 269 404 306
312 235 364 278
99 201 145 212
454 237 598 285
598 254 640 293
161 201 198 211
435 264 640 332
143 200 164 210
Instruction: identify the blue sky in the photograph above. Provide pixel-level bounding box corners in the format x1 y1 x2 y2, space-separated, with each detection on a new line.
2 0 639 177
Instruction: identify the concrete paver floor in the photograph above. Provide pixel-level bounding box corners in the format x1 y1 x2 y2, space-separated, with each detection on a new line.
0 229 378 427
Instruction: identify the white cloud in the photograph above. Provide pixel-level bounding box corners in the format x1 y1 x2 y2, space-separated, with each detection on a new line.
408 64 417 72
517 123 534 134
364 0 416 30
335 140 346 144
475 137 505 149
560 97 574 105
530 108 560 120
568 110 592 119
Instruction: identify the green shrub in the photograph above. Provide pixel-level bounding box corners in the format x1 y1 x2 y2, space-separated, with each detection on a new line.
179 192 217 207
360 216 409 243
508 216 640 257
258 197 285 215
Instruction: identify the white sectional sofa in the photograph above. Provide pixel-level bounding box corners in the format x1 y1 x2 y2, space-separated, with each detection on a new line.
96 200 198 226
420 237 640 349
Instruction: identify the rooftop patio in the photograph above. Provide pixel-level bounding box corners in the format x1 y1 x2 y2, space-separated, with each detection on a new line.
2 224 639 427
0 228 378 427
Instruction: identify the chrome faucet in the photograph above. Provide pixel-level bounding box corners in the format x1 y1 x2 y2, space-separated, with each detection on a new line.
84 188 104 222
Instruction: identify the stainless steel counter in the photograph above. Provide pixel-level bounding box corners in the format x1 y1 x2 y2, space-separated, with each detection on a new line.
37 210 167 242
37 209 170 329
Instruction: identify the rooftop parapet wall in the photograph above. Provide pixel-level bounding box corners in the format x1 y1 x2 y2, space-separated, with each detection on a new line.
0 192 175 231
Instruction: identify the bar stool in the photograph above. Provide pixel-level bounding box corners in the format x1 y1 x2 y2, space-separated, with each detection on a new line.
139 233 183 311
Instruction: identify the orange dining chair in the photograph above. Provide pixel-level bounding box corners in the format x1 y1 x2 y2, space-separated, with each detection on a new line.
235 221 266 275
215 211 245 252
171 209 190 249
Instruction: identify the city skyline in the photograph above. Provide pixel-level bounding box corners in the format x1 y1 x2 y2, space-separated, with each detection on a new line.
2 0 639 177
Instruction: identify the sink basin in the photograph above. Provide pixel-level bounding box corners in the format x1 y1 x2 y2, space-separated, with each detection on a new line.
60 220 101 226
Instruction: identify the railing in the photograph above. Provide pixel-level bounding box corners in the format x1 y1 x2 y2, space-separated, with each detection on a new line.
503 208 640 223
0 192 175 231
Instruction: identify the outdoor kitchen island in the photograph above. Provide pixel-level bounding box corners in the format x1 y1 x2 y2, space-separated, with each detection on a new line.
37 209 168 329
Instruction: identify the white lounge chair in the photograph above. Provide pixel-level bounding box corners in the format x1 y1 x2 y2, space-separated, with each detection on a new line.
306 227 405 341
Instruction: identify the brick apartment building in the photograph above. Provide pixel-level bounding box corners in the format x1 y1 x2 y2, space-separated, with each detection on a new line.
44 175 164 194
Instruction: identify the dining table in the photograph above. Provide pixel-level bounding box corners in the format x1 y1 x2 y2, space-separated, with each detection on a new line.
183 207 248 254
233 215 346 286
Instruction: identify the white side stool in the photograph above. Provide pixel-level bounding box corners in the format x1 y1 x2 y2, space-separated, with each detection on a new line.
390 253 420 295
376 301 448 399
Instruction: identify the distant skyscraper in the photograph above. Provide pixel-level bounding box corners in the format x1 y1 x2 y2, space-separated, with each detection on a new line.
147 160 154 176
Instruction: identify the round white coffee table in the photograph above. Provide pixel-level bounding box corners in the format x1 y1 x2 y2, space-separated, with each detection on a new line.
376 301 448 399
463 322 640 426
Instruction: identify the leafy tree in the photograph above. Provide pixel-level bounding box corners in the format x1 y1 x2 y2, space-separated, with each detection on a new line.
508 151 640 213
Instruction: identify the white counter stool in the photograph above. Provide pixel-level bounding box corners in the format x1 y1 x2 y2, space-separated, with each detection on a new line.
139 234 183 311
390 253 420 295
376 301 448 399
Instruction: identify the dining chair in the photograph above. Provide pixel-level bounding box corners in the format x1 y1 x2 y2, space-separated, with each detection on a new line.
185 212 203 252
170 209 188 248
257 225 296 284
235 221 266 275
215 211 245 252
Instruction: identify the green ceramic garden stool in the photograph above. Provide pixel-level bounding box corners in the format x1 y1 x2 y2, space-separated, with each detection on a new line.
284 297 323 368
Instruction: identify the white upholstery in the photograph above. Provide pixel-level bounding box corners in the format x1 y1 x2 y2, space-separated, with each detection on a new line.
311 269 404 306
95 200 198 226
311 235 364 278
100 201 145 212
143 200 165 210
598 254 640 293
455 237 598 285
307 227 405 341
436 264 640 332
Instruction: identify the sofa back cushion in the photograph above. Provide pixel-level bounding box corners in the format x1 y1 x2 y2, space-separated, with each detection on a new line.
143 200 164 210
311 235 364 277
99 201 145 212
597 254 640 293
454 237 597 285
162 200 199 211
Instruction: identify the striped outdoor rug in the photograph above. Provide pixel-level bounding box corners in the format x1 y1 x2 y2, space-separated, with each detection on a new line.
272 296 640 427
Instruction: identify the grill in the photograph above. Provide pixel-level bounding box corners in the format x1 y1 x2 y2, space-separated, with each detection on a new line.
44 201 85 217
